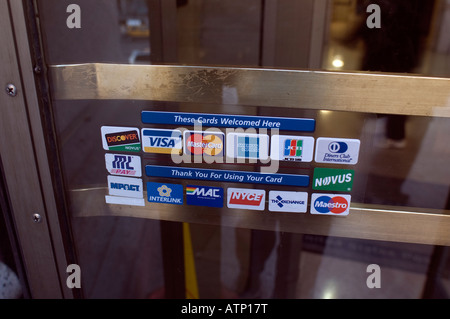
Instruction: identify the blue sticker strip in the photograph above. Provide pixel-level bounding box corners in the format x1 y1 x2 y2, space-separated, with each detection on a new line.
141 111 315 132
146 165 309 187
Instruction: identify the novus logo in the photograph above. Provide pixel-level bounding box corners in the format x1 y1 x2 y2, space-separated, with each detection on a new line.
142 128 182 154
313 168 354 192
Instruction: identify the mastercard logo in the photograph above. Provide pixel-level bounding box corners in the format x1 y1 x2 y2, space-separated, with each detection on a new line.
184 132 224 156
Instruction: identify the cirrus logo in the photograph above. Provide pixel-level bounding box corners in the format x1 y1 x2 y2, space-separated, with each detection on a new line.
328 141 348 153
311 193 351 216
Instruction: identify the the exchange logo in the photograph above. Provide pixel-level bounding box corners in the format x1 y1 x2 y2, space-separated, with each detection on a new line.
105 154 142 177
184 131 224 157
101 126 141 152
313 168 354 192
142 128 182 154
268 191 308 213
186 185 223 207
227 188 266 211
226 133 269 160
147 182 183 205
310 193 351 216
270 135 314 162
315 138 360 165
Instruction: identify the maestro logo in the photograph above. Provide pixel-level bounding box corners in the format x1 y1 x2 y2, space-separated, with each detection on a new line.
186 185 223 208
101 126 141 152
227 188 266 211
142 128 182 154
147 182 183 205
311 193 351 216
184 131 224 156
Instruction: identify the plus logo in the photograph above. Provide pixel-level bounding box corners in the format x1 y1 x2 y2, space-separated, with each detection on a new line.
112 155 134 170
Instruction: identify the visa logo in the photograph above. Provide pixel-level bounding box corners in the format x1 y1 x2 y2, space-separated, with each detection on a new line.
142 128 182 154
148 137 178 148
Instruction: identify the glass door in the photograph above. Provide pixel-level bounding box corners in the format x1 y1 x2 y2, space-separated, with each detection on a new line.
1 0 449 299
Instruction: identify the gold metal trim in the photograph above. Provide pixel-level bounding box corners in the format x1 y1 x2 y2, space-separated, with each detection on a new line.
71 188 450 246
50 63 450 117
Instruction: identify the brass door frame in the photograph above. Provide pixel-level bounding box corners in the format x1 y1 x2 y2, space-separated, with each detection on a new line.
0 0 73 298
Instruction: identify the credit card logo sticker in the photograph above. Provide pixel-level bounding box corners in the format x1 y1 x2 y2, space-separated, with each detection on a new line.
227 188 265 211
184 131 224 156
270 135 314 162
186 185 223 207
142 128 182 154
268 191 308 213
226 133 269 160
313 168 354 192
105 154 142 177
315 138 360 165
101 126 141 152
108 176 143 199
310 193 351 216
147 182 184 205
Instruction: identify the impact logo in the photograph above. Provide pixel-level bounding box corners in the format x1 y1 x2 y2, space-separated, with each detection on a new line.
310 193 351 216
184 131 224 157
107 176 143 199
147 182 183 205
186 185 223 207
142 128 182 154
105 154 142 177
313 168 354 192
101 126 141 152
226 133 269 160
315 138 360 165
268 191 307 213
270 135 314 162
